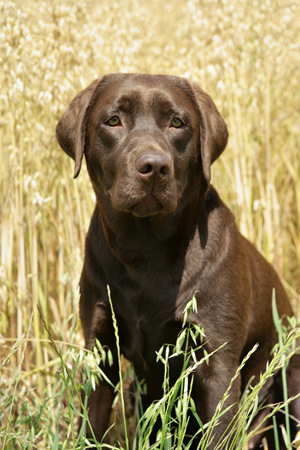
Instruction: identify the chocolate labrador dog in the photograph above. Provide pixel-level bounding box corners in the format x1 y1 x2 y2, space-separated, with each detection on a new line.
56 73 300 449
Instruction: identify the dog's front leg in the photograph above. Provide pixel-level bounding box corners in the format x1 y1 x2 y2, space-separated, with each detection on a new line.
85 376 116 442
193 363 241 449
80 298 120 443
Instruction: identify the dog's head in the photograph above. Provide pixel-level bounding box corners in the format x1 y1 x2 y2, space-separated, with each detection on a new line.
56 73 228 217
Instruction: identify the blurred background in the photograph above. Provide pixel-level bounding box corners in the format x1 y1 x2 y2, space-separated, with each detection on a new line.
1 0 299 447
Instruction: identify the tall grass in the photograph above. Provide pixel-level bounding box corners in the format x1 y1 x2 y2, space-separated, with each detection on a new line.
0 0 300 448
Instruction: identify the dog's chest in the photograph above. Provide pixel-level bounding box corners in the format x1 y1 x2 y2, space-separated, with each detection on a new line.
111 276 180 347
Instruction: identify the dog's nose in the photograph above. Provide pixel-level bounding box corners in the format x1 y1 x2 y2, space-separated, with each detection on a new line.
135 153 171 179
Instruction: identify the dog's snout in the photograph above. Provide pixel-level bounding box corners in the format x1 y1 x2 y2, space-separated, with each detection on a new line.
135 153 171 179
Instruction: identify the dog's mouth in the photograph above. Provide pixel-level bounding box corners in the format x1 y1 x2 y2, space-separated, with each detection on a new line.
107 170 179 217
131 195 165 217
109 189 177 217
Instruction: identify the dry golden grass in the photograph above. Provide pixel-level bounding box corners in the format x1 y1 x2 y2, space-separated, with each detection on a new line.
0 0 300 448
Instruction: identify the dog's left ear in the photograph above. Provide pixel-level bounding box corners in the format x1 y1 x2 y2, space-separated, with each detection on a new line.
56 78 103 178
189 81 228 185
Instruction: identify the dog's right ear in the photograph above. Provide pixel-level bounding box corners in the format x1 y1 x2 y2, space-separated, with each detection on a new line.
56 78 102 178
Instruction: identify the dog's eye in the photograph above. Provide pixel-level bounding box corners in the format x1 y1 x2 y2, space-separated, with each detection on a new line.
171 118 183 128
107 116 120 127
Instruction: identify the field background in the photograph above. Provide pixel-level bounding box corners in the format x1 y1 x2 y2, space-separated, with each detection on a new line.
1 0 300 448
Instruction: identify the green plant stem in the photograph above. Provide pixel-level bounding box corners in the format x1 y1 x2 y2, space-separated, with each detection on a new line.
107 285 130 450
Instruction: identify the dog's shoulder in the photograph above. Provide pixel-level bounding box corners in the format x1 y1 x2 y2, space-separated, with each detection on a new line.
198 184 238 240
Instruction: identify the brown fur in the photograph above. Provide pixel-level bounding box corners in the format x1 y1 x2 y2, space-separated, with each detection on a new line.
56 73 300 448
